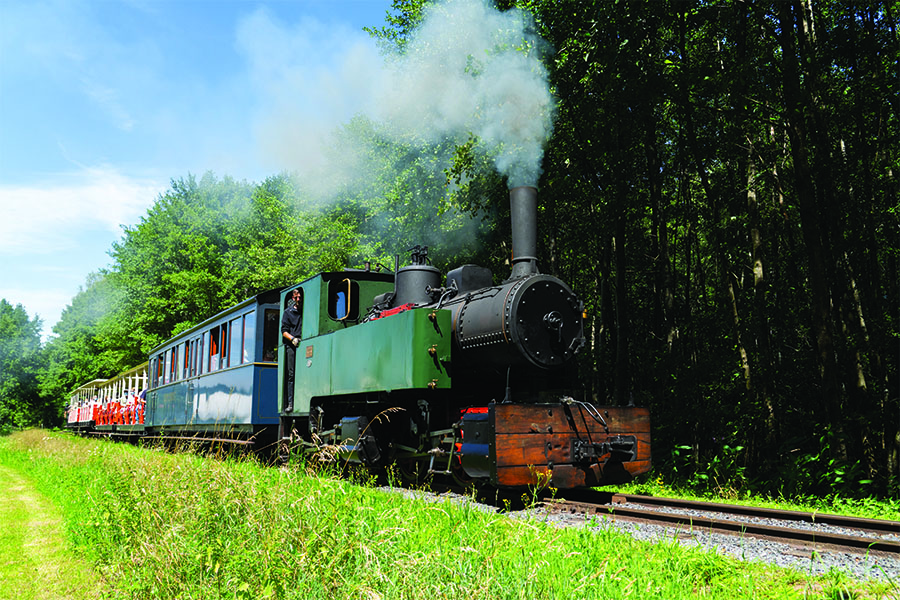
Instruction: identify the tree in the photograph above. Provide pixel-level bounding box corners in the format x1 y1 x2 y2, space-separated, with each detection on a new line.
0 300 44 430
38 272 137 414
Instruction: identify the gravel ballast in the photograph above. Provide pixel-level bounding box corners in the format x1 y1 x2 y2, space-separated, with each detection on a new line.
530 506 900 582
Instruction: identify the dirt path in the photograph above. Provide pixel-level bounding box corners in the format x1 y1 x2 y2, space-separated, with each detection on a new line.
0 465 104 600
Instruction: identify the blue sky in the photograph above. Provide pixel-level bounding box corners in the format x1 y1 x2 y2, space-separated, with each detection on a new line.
0 0 393 339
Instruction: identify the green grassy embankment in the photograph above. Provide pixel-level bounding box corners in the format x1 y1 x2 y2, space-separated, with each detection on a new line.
0 430 895 599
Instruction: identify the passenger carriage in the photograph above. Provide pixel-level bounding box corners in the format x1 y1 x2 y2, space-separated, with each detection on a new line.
144 289 282 446
66 378 106 432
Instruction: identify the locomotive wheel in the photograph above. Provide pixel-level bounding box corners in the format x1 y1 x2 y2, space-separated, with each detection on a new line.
397 458 428 486
450 463 476 489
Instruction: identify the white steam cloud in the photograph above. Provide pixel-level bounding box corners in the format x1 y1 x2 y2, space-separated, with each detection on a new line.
241 0 555 195
372 0 554 187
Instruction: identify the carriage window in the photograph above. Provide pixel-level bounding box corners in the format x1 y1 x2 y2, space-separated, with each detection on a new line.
243 312 256 364
170 346 179 382
230 316 243 366
197 331 209 375
221 322 229 368
328 279 359 321
150 357 158 388
162 349 170 384
209 326 220 371
199 331 209 375
263 308 279 362
183 342 191 379
189 339 198 377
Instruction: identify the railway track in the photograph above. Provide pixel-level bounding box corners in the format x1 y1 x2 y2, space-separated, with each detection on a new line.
542 493 900 557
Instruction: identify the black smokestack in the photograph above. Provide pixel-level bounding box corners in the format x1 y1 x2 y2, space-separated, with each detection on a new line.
509 185 539 280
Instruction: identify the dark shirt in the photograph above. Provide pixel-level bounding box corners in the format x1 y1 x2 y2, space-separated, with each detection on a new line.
281 302 302 342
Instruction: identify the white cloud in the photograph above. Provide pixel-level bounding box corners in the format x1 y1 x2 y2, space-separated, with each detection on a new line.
0 166 164 255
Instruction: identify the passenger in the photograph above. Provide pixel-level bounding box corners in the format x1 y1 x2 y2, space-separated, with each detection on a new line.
281 288 302 414
137 389 147 424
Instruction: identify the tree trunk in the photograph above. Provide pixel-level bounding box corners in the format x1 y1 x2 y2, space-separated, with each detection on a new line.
777 1 846 458
613 217 631 406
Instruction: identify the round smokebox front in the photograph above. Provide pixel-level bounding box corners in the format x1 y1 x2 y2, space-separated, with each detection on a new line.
506 275 584 368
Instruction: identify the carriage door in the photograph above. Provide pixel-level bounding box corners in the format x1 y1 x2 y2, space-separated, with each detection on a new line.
185 338 198 424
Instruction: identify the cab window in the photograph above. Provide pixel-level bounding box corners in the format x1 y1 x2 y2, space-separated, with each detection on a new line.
328 278 359 321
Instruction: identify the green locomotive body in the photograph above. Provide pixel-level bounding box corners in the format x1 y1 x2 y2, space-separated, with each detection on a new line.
281 272 453 416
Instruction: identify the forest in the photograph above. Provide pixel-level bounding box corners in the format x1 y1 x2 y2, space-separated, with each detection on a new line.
1 0 897 498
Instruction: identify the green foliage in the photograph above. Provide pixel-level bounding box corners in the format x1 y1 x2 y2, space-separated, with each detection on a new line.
620 471 900 522
38 272 139 415
671 443 749 496
363 0 430 53
778 430 895 500
513 0 900 496
110 173 257 351
323 115 503 275
108 172 367 356
0 300 44 431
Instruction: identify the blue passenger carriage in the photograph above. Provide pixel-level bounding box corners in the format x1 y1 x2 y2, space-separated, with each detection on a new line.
145 288 283 446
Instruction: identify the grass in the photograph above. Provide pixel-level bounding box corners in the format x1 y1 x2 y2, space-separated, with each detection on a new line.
0 429 897 600
0 462 104 600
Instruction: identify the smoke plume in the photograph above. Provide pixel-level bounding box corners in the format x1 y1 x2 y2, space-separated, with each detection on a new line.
371 0 555 188
242 0 555 196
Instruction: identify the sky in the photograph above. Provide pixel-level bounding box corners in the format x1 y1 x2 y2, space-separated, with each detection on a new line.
0 0 393 339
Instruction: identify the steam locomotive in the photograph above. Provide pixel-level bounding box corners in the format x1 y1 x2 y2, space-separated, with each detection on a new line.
67 186 650 489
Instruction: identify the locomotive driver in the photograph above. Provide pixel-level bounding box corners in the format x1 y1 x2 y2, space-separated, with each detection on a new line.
281 288 302 413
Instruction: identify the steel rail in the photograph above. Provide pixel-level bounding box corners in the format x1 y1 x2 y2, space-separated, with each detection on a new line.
612 494 900 536
543 498 900 555
140 435 255 446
